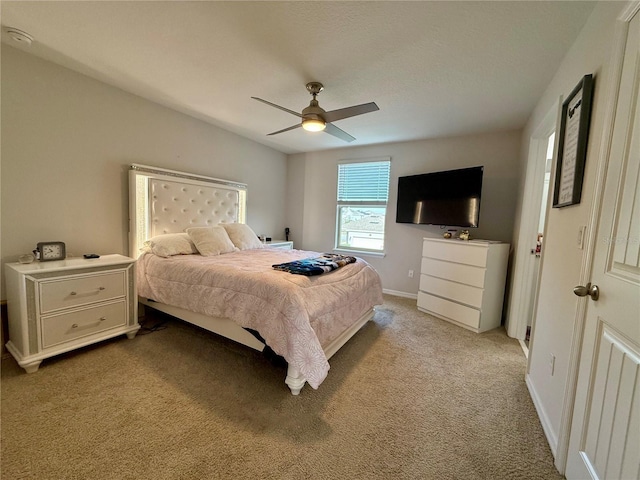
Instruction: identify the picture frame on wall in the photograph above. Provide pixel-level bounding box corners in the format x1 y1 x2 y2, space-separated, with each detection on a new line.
552 74 595 208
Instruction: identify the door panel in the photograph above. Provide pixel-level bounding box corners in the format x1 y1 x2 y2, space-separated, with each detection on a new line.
566 7 640 479
581 324 640 478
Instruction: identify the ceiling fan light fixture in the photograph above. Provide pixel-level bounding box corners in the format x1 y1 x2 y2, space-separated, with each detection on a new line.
302 118 326 132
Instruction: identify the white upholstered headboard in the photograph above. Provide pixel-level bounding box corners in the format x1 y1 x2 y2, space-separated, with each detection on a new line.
129 164 247 257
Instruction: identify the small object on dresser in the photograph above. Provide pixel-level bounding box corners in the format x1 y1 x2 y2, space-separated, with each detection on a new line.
36 241 66 261
458 230 470 241
18 254 35 264
83 253 100 259
443 232 452 239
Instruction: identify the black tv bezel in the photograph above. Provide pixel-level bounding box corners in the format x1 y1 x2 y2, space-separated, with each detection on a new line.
395 166 484 228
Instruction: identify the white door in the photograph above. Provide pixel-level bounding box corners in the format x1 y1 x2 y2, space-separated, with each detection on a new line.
565 7 640 479
506 107 557 342
526 132 555 344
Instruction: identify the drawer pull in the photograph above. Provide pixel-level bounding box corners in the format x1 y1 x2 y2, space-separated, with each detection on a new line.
68 287 106 296
71 317 107 330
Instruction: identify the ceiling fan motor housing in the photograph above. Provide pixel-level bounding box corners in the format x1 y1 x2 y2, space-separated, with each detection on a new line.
302 99 326 121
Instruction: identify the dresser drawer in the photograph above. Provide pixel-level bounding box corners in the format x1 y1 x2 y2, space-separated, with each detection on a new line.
40 271 126 314
417 292 480 329
41 301 127 348
419 274 483 308
422 240 488 267
420 257 486 288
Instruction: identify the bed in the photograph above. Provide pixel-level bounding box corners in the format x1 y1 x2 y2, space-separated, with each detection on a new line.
129 164 384 394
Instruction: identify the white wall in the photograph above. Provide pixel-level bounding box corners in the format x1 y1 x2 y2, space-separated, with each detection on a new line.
287 130 522 295
519 1 626 456
1 46 287 300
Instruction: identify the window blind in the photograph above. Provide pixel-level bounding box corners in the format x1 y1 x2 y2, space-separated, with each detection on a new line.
337 160 390 202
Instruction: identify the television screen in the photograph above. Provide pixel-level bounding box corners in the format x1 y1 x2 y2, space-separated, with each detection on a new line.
396 166 483 227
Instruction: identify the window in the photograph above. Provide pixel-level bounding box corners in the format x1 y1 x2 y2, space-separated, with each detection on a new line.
336 158 391 253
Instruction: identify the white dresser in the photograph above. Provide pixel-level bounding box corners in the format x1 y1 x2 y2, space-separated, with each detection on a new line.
417 238 509 333
5 254 139 373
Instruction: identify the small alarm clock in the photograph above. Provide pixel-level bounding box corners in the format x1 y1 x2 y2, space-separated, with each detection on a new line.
37 241 66 261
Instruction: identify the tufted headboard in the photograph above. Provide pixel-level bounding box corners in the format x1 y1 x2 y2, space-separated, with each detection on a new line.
128 164 247 257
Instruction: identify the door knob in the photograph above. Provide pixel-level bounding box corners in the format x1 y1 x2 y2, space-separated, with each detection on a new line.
573 282 599 301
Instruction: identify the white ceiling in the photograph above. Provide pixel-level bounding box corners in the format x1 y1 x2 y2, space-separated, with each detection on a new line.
1 1 597 154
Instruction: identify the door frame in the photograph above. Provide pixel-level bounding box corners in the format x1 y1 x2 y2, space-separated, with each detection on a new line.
505 103 559 340
554 1 640 473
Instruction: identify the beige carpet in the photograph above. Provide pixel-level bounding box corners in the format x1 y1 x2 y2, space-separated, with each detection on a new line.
1 295 561 480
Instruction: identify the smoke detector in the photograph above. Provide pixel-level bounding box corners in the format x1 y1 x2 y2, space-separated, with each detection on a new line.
5 28 34 46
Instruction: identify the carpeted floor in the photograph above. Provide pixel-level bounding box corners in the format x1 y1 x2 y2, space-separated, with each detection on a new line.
1 294 562 479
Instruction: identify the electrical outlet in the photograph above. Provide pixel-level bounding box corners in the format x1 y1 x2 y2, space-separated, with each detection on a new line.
408 270 414 278
549 353 556 376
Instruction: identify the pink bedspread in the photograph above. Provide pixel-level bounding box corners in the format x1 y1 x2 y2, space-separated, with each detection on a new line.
136 248 384 388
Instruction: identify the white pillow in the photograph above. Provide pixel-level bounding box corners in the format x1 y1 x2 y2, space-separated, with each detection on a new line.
142 233 198 258
220 223 264 250
186 226 237 256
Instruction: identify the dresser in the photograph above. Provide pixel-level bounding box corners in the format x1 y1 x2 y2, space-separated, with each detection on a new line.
417 238 509 333
5 254 139 373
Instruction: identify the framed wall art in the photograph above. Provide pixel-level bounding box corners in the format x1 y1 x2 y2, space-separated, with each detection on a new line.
552 74 595 208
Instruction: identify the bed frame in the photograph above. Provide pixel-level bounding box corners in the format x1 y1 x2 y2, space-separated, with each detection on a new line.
129 164 373 394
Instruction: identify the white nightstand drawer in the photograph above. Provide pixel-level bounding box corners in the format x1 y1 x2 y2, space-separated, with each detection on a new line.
419 274 483 308
420 257 486 288
40 271 126 313
265 240 293 250
417 292 480 329
41 301 127 348
422 240 488 267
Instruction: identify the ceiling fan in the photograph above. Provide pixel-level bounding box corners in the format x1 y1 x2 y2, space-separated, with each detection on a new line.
251 82 379 142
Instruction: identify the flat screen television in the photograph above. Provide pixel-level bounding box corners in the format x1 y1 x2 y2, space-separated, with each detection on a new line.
396 166 483 227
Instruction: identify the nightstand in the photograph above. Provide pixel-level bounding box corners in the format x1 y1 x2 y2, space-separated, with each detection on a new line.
5 254 139 373
264 240 294 250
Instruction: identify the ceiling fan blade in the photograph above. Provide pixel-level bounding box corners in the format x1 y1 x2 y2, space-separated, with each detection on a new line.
322 102 379 123
267 124 302 136
251 97 302 118
324 122 356 142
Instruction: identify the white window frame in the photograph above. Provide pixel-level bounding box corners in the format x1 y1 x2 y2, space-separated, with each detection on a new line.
335 157 391 255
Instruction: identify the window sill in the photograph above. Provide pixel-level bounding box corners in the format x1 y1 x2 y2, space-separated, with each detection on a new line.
333 248 386 258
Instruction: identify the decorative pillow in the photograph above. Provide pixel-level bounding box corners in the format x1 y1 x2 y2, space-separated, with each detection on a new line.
186 226 237 256
220 223 264 250
142 233 198 258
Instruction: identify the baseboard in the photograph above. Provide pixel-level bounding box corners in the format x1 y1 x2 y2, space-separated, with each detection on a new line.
525 373 558 457
382 289 417 300
518 339 529 359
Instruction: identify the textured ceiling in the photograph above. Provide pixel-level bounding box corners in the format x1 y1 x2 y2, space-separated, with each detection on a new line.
1 1 597 154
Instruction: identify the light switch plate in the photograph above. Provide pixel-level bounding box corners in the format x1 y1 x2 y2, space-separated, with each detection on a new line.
577 225 586 249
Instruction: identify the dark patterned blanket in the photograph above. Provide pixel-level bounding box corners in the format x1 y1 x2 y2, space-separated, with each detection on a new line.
272 253 357 276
